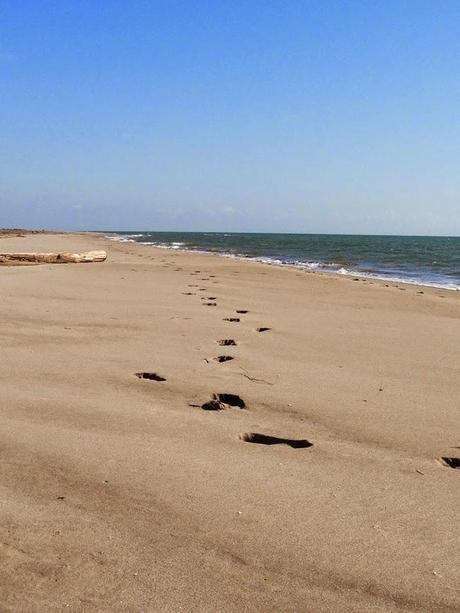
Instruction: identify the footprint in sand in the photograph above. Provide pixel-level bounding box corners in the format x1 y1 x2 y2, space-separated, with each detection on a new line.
135 372 166 382
239 433 312 449
256 327 271 332
214 355 234 363
236 310 248 314
441 457 460 469
203 302 217 306
218 339 236 346
201 393 246 411
223 318 240 322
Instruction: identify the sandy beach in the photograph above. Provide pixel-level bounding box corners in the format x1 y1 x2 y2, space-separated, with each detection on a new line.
1 232 459 612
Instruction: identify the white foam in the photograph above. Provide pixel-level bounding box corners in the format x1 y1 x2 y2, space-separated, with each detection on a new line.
102 235 459 291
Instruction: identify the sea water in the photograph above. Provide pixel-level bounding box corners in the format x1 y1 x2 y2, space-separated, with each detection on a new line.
105 232 460 291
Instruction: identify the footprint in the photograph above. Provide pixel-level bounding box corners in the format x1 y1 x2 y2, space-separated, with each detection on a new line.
441 457 460 469
236 310 248 314
135 372 166 382
214 355 234 363
204 302 217 306
239 433 312 448
182 292 195 295
218 339 236 346
201 393 246 411
200 399 224 411
223 318 240 322
256 327 271 333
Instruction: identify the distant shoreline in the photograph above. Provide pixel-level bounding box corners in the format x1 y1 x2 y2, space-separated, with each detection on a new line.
103 231 460 292
2 228 458 291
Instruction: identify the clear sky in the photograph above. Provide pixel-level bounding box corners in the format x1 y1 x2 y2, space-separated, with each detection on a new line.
1 1 459 234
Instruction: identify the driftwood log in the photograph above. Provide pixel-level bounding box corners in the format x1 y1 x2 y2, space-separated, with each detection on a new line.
0 250 107 264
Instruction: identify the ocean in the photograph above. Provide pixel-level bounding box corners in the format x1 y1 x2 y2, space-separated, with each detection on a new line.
106 232 460 291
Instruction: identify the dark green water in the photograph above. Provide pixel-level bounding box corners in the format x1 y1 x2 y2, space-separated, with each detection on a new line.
107 232 460 290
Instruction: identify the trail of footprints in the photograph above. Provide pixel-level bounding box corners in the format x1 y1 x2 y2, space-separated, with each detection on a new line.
133 260 459 464
133 262 308 450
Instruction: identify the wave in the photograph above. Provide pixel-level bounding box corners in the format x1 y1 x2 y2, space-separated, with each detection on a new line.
104 234 459 291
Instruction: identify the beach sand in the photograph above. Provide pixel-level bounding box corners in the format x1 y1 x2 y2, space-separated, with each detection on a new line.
1 232 459 612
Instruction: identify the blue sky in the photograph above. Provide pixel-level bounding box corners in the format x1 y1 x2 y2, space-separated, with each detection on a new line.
0 1 459 234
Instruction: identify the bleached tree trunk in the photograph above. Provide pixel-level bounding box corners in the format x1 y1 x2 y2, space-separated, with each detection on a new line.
0 250 107 264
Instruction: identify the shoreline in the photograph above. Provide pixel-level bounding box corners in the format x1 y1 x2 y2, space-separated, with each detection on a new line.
1 231 459 611
102 232 460 292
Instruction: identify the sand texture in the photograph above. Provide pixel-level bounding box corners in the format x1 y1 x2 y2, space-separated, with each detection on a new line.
1 233 459 612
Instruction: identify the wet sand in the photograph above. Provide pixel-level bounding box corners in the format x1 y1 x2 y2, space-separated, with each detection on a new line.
1 232 459 612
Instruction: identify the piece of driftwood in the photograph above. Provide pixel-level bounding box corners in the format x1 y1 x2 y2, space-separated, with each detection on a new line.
0 250 107 264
